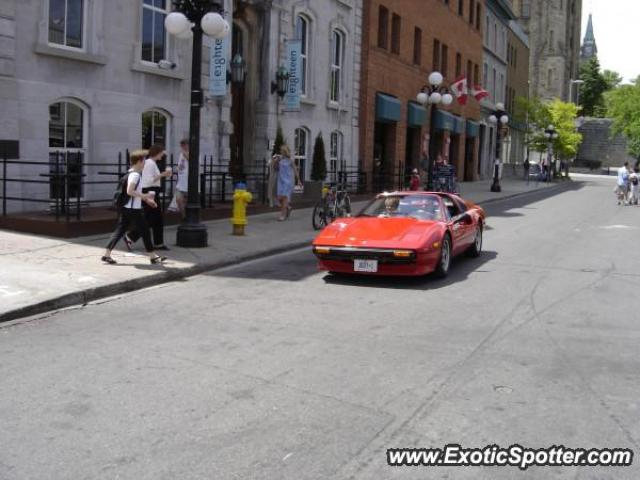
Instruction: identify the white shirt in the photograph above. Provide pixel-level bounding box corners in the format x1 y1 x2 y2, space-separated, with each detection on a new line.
124 171 143 209
141 158 161 189
618 167 629 187
176 152 189 192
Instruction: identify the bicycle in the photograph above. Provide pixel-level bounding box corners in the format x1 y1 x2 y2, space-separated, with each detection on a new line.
312 183 352 230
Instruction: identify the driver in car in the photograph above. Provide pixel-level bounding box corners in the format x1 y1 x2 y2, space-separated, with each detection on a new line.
380 196 400 217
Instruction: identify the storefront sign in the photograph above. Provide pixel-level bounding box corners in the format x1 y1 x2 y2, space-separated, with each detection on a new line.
283 39 302 112
209 34 230 97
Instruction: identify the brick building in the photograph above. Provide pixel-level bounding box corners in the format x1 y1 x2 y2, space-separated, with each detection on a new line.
359 0 485 189
504 19 529 165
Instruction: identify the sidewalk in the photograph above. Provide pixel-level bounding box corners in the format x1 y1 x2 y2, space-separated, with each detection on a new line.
0 178 562 322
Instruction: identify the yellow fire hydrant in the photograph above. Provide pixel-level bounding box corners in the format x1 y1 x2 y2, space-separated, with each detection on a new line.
231 183 252 236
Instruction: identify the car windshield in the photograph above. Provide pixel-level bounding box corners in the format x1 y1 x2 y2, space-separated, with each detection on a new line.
358 194 443 220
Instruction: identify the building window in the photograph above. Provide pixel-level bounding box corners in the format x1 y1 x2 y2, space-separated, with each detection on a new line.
49 100 87 200
296 15 310 96
483 62 488 88
48 0 84 49
142 110 169 148
441 44 448 78
549 30 554 52
469 0 475 25
474 64 479 85
547 68 553 87
142 0 168 63
377 6 389 49
413 27 422 65
467 60 472 87
330 131 342 177
484 16 490 44
432 39 440 71
391 13 401 54
455 53 462 77
522 0 531 18
294 127 310 181
499 73 504 103
492 68 496 99
476 4 481 30
458 0 464 16
330 30 344 103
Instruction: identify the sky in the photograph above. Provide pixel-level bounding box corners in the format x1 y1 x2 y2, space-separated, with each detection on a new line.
581 0 640 83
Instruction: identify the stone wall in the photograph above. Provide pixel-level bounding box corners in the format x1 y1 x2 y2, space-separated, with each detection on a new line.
576 118 635 168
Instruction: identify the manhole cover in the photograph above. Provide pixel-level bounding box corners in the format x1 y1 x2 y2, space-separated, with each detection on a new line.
493 385 513 394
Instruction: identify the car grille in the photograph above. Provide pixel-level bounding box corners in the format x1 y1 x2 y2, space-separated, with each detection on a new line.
315 247 416 264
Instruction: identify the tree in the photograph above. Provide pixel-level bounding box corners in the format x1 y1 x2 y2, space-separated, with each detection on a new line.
311 133 327 181
602 70 623 90
547 99 582 160
578 58 609 117
606 81 640 160
272 124 285 157
516 97 582 162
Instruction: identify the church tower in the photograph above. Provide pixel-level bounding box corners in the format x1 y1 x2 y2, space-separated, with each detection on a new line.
580 13 597 61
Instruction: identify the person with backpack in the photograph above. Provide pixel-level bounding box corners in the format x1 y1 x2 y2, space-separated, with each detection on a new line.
102 150 167 265
124 144 172 250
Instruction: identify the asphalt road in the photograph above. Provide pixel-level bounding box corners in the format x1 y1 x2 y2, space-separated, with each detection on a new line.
2 175 640 480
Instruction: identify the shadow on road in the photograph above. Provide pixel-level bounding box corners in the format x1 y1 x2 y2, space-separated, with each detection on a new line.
482 180 585 219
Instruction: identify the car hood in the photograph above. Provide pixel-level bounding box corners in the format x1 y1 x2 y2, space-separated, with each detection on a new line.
313 217 443 249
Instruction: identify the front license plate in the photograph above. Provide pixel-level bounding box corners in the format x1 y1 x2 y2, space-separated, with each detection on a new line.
354 259 378 273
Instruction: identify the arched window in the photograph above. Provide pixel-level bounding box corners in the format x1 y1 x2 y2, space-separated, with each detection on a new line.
49 99 87 199
295 15 310 96
294 127 310 181
48 0 84 49
141 110 169 148
330 30 344 103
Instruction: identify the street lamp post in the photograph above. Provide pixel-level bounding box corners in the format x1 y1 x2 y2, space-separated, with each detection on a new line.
165 0 230 248
488 103 509 192
416 71 453 190
544 125 559 182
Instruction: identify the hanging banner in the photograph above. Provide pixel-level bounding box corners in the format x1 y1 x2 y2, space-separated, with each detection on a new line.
209 33 230 97
283 39 302 112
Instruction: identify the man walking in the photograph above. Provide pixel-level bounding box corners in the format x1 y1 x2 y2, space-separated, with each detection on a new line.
616 161 630 205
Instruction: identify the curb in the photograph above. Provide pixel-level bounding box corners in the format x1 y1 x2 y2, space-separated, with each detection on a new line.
0 181 572 324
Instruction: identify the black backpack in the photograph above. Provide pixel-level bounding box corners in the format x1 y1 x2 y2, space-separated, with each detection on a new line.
112 172 140 211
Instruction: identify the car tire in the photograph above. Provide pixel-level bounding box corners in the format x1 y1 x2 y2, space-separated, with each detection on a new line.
466 225 483 258
434 234 452 279
312 202 326 230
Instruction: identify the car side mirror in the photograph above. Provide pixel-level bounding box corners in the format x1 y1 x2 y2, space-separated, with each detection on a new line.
458 213 473 225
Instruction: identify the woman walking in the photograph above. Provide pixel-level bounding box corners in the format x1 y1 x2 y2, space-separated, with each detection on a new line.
126 144 172 250
273 145 302 221
175 138 189 218
102 150 167 264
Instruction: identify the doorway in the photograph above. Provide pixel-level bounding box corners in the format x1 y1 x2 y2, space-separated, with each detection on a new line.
464 136 475 181
373 122 396 192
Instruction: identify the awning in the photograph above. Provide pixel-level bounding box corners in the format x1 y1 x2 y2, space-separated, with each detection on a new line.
433 110 455 131
375 93 401 123
407 102 427 127
466 120 480 138
453 117 465 135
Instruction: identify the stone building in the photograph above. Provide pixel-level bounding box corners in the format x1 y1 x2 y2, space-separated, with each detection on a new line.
511 0 582 101
0 0 362 214
478 0 516 178
360 0 484 187
580 13 596 62
576 118 635 169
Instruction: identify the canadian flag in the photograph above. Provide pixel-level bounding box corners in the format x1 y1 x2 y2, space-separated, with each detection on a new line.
449 75 468 105
472 85 490 102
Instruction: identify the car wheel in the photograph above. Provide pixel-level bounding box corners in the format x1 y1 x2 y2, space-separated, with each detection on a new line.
434 234 451 278
466 225 483 257
312 202 326 230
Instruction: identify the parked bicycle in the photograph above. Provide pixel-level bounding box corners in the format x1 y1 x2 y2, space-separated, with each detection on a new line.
312 183 352 230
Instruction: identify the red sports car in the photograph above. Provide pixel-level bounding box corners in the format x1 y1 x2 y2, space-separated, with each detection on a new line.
312 192 485 277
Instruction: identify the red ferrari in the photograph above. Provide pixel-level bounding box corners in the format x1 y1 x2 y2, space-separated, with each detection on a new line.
312 192 485 277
